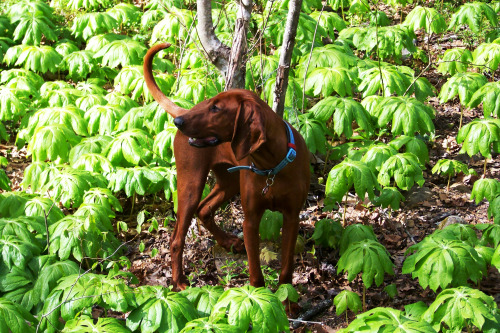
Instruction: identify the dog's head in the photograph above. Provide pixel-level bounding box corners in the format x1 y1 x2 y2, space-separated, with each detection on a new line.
173 89 266 160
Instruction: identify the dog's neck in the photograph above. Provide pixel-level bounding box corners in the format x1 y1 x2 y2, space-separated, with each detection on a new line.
249 113 289 171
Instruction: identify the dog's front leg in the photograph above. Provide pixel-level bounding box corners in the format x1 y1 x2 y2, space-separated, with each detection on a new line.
242 209 266 287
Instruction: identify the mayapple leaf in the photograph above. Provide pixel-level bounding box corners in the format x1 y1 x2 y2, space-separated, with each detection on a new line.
439 72 487 106
337 239 395 288
456 118 500 159
211 285 289 333
334 290 362 316
448 2 498 33
378 153 425 191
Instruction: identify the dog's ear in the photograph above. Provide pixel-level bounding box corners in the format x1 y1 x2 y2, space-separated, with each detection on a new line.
231 100 266 161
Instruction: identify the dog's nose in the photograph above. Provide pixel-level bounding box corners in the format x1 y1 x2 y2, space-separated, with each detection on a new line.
174 116 184 129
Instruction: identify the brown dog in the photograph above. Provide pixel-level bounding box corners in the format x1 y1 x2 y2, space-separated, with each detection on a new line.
144 43 310 291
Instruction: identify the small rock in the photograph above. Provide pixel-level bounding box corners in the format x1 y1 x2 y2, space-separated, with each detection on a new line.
450 183 470 193
404 186 434 208
438 215 467 229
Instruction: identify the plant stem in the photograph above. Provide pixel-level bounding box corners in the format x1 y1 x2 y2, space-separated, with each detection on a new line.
130 192 136 218
447 174 451 192
483 159 488 177
322 147 331 176
363 284 366 312
346 311 349 325
459 104 464 130
342 193 348 227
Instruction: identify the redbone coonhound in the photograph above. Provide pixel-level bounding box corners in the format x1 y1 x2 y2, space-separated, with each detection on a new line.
144 43 310 292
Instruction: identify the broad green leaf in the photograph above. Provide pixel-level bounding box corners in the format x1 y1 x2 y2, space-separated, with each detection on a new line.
296 44 357 78
431 159 473 177
13 10 57 46
66 0 114 10
0 297 37 333
476 223 500 247
305 67 356 98
0 86 30 121
24 196 64 224
339 307 437 333
181 286 224 317
372 96 435 136
378 153 425 191
339 224 377 255
71 12 119 40
106 92 140 111
456 118 500 159
153 124 177 163
104 129 153 167
310 11 347 39
76 93 108 112
43 167 107 208
275 284 299 303
403 6 446 34
259 210 283 241
27 124 81 163
403 235 486 291
85 104 127 136
439 72 488 106
69 135 113 165
337 239 395 288
54 41 79 57
63 316 131 333
423 287 498 332
94 39 147 69
0 169 10 191
74 203 115 231
471 178 500 204
107 3 141 26
334 290 362 315
179 315 238 333
116 107 147 132
126 285 197 333
487 196 500 224
211 285 289 333
85 33 128 53
358 66 412 97
325 159 379 207
61 50 97 80
83 187 122 212
311 219 343 249
373 187 405 210
292 113 328 154
15 45 62 74
473 41 500 72
448 2 498 33
389 135 430 165
150 8 195 44
469 81 500 118
360 143 397 172
310 97 372 138
108 167 165 197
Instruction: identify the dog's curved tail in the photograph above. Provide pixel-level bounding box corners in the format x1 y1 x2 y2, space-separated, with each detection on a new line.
144 43 188 118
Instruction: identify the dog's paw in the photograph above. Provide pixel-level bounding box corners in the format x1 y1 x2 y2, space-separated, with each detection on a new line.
172 276 189 291
220 235 245 254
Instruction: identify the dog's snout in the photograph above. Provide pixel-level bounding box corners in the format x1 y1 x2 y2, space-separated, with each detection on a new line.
174 116 185 129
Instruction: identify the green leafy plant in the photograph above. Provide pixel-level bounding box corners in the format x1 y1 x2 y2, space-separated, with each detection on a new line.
12 9 57 46
179 314 238 333
423 287 499 332
71 12 119 40
338 239 395 289
62 315 131 333
360 143 397 172
439 72 488 106
469 81 500 118
126 285 197 333
310 97 373 138
339 307 437 333
94 39 147 68
311 218 343 248
334 290 362 323
0 86 30 121
456 118 500 174
0 297 38 333
378 153 425 191
476 223 500 247
181 285 224 317
448 2 498 34
325 159 379 214
108 166 165 198
373 187 405 210
104 129 153 167
15 45 62 74
40 273 136 333
61 50 97 81
403 6 446 34
371 97 435 136
353 25 417 63
473 41 500 72
69 135 113 165
432 159 476 191
259 210 283 241
358 66 411 97
339 224 378 256
85 104 126 136
24 196 65 224
211 285 289 333
296 44 358 79
27 124 81 163
107 3 141 26
43 167 107 208
471 178 500 204
305 67 356 98
403 234 486 291
83 187 122 212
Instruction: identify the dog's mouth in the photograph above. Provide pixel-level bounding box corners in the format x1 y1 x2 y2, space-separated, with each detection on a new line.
188 136 219 147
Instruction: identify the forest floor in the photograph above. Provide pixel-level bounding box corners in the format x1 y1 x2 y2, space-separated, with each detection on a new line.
2 20 500 333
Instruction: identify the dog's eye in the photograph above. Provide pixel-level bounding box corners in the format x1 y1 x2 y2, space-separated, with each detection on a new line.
210 104 219 112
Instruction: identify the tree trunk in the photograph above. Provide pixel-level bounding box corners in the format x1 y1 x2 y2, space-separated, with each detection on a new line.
272 0 303 117
197 0 230 74
225 0 253 90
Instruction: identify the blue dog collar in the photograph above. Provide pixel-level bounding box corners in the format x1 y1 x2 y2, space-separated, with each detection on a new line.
227 121 297 176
